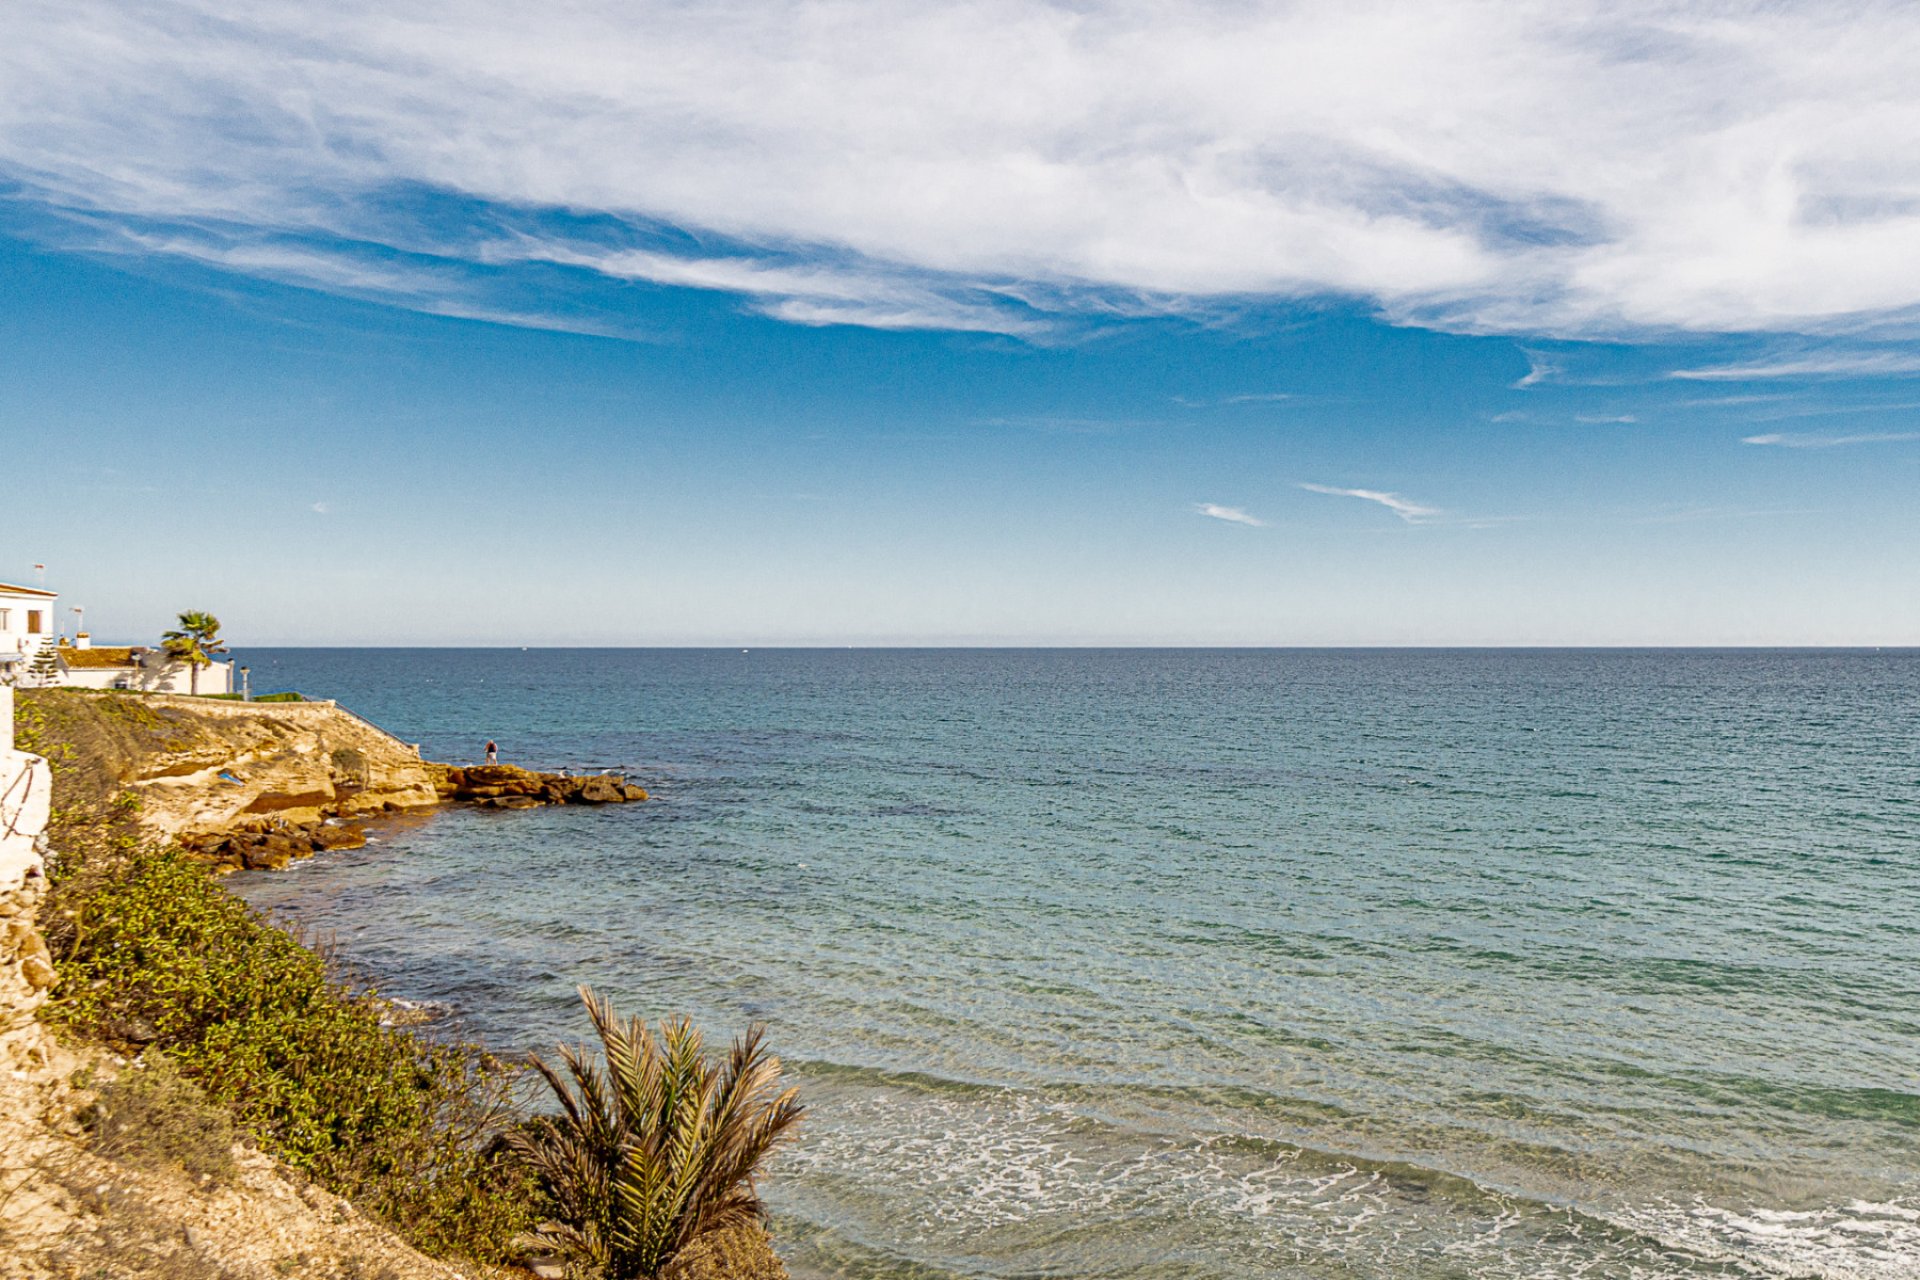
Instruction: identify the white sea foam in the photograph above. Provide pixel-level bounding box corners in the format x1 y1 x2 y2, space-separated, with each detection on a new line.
1617 1196 1920 1280
780 1087 1920 1279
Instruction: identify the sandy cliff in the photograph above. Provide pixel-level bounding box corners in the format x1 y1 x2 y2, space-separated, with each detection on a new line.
12 690 448 871
12 691 644 874
57 693 441 836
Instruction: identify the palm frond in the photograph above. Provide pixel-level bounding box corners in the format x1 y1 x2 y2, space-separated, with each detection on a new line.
515 986 803 1279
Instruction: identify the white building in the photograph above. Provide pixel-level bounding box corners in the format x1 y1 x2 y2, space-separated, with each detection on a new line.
0 583 57 683
56 636 233 695
0 581 233 694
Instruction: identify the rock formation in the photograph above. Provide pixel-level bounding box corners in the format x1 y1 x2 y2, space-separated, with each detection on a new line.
14 690 646 875
429 762 649 808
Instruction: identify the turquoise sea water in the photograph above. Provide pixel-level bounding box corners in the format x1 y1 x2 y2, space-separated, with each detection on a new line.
228 649 1920 1280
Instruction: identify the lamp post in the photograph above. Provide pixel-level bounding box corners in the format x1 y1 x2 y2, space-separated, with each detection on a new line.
240 665 251 702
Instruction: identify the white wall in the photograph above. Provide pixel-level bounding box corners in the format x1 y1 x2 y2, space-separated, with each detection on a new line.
0 590 57 676
0 686 52 891
59 659 233 695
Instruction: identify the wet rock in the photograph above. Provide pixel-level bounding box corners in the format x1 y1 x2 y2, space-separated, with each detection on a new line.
576 775 625 804
310 823 368 851
241 839 293 871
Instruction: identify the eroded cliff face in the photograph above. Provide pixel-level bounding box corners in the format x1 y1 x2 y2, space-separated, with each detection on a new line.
15 690 440 833
115 697 439 836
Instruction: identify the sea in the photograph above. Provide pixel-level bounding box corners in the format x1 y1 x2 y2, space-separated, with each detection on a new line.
226 649 1920 1280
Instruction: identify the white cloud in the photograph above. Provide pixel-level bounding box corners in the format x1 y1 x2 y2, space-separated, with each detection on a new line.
310 501 331 514
1512 350 1561 388
1742 430 1920 447
10 3 1920 337
1172 392 1297 408
1300 483 1440 523
1195 503 1266 527
1671 352 1920 380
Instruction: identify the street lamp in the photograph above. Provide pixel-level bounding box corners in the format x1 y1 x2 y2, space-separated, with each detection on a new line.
240 665 251 702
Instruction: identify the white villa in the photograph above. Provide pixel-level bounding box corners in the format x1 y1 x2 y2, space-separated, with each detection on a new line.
0 581 233 695
0 583 56 683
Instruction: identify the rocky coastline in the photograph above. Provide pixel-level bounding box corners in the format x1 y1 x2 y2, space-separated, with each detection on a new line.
11 689 646 875
183 764 649 873
428 761 650 809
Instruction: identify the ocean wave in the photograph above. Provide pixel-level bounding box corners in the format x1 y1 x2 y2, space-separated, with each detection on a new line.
1617 1197 1920 1280
774 1083 1916 1280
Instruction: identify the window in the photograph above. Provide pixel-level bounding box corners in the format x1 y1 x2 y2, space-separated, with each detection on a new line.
0 609 9 629
27 610 43 634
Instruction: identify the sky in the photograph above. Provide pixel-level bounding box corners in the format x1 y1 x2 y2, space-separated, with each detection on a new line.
2 0 1918 645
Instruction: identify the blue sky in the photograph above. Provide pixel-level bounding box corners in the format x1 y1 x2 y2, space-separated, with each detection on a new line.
3 1 1918 645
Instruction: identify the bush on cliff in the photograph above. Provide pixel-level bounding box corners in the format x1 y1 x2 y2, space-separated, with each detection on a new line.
45 841 540 1265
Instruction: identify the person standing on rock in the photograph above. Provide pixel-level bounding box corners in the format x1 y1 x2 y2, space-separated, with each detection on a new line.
485 739 498 764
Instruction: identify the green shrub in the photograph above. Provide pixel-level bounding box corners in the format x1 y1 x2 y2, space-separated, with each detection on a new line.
48 843 540 1264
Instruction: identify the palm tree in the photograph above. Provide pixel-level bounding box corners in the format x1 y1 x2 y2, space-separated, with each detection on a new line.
161 610 228 695
510 987 804 1279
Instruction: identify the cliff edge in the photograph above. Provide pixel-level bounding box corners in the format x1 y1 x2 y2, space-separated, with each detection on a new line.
12 690 645 873
13 690 440 839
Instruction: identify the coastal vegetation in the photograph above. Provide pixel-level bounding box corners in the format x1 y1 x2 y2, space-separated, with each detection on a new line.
35 778 539 1266
514 990 804 1279
159 611 227 696
12 688 795 1278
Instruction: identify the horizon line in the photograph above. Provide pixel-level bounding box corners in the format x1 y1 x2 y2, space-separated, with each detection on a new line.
163 643 1920 652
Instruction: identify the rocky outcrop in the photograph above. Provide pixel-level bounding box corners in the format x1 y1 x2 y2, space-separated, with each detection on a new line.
178 818 370 873
13 690 440 837
13 691 648 875
113 696 441 836
429 762 648 809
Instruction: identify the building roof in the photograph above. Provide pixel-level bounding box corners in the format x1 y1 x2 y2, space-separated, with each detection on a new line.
58 645 141 669
0 582 58 598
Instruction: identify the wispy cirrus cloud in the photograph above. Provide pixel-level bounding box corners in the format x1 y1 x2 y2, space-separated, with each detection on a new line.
1195 503 1267 527
1300 483 1440 523
11 3 1920 340
1742 430 1920 448
1171 392 1296 409
1512 350 1561 389
1671 352 1920 381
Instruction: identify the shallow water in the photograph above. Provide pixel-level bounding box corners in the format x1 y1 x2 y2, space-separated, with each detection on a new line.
230 649 1920 1279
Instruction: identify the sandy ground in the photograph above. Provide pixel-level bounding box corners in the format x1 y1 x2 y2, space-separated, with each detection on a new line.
0 1028 487 1280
